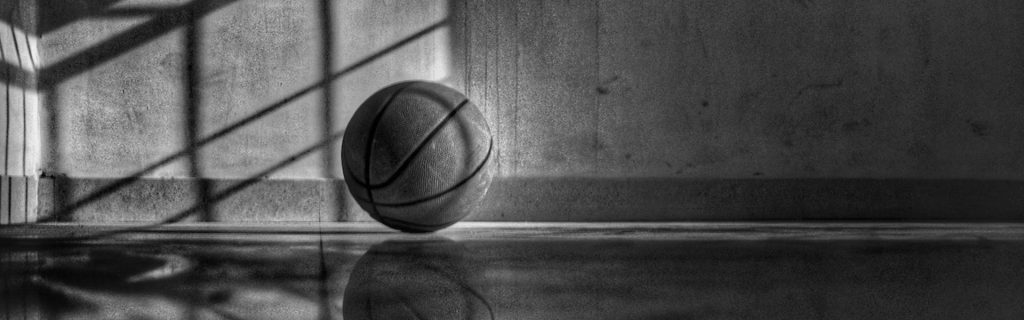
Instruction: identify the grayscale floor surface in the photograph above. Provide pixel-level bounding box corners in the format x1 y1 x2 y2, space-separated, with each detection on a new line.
2 222 1024 319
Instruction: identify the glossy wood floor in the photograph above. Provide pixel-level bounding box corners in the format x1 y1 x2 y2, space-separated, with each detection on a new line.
3 222 1024 319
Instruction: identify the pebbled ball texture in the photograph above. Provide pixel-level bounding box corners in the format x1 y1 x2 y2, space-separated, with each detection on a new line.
341 81 493 232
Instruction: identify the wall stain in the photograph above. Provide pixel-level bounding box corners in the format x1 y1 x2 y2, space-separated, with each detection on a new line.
968 120 990 137
691 145 728 166
906 140 933 159
591 135 608 152
782 138 795 147
595 75 620 95
792 78 846 103
735 90 763 118
842 118 871 133
791 0 814 9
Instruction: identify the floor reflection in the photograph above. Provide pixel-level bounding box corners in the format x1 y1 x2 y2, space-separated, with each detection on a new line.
3 241 347 320
343 238 493 319
2 231 1024 319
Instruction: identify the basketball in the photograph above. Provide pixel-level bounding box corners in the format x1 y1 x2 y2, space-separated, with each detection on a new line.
342 239 494 319
341 81 493 233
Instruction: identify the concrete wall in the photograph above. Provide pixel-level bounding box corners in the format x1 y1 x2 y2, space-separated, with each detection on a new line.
40 0 452 179
32 0 1024 222
465 0 1024 179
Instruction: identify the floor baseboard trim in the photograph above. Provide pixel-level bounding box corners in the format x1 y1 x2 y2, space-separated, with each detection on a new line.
36 177 1024 222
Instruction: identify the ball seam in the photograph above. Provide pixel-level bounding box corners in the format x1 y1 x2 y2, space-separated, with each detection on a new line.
348 99 473 189
351 135 492 207
363 83 414 219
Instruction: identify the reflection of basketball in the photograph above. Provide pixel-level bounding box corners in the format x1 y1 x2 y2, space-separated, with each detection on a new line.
341 81 493 233
342 239 494 320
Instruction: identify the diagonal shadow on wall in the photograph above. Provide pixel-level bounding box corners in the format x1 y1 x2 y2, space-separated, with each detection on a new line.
38 0 235 88
39 15 451 222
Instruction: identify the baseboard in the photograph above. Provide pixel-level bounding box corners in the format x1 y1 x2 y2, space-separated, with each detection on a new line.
1 175 39 224
36 177 1024 222
38 177 368 223
482 178 1024 221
